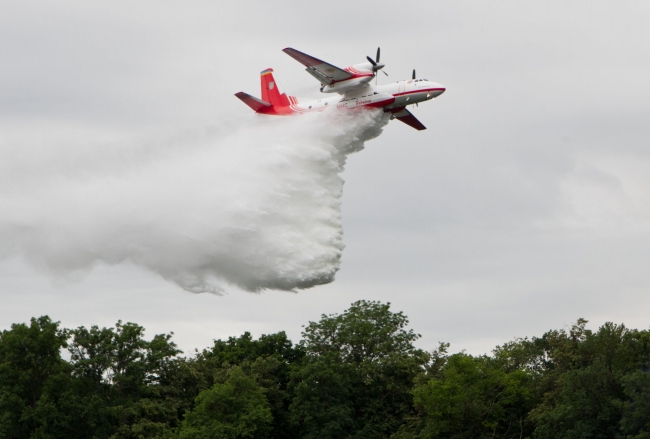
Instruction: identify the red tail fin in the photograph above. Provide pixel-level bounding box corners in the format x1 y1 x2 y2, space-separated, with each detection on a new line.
260 68 290 107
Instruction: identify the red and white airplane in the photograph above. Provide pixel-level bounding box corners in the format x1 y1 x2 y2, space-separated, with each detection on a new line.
235 48 446 131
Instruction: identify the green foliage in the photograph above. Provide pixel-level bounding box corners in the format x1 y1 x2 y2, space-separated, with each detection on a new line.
2 307 650 439
290 300 430 439
196 331 304 439
299 300 422 363
200 332 302 371
0 316 69 439
65 321 187 438
0 317 189 438
409 353 531 439
621 370 650 439
177 367 272 439
527 321 650 439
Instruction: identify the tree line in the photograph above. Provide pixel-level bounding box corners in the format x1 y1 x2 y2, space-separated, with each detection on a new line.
1 300 649 439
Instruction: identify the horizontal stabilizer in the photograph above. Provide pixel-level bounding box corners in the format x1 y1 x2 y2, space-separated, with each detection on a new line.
235 92 271 112
389 107 427 130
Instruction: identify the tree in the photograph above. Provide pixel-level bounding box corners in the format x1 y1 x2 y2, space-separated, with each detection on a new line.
0 316 69 439
621 370 650 439
177 367 272 439
196 331 304 439
66 321 186 438
407 353 531 439
289 300 429 439
521 321 650 439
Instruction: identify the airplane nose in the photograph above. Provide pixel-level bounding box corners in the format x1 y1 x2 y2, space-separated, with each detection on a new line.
427 85 446 99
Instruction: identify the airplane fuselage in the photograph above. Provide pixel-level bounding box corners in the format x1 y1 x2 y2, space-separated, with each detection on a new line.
285 79 445 114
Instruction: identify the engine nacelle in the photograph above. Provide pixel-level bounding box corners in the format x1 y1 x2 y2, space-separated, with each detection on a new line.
320 76 373 93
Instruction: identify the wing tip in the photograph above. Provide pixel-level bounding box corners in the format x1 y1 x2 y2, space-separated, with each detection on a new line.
390 107 427 131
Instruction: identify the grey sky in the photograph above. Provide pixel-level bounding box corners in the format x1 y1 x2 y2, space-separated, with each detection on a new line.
1 1 650 355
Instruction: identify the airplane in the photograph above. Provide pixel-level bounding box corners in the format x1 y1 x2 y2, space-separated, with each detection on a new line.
235 47 446 131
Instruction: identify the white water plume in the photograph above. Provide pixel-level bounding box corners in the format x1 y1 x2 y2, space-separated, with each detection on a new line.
0 110 389 293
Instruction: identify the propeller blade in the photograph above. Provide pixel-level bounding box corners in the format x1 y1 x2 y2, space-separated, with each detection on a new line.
412 69 416 80
382 70 388 76
369 48 385 83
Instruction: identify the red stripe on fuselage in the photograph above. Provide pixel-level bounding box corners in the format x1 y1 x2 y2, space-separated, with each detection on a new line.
393 87 445 97
363 97 395 108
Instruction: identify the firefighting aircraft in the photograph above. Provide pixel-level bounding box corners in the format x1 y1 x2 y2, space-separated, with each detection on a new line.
235 47 446 130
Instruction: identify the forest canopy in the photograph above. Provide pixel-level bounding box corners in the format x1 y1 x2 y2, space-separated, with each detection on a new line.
1 300 649 439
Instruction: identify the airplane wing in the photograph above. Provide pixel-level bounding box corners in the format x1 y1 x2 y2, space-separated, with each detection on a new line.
390 107 427 131
283 48 354 85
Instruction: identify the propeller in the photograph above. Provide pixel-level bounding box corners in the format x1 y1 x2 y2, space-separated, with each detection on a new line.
366 47 388 84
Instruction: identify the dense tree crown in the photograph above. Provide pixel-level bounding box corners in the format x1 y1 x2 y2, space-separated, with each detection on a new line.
1 301 649 439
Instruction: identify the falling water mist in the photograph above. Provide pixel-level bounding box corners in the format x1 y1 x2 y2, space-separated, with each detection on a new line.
0 110 389 293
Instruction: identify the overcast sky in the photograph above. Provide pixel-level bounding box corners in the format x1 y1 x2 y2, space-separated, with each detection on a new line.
2 1 650 355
